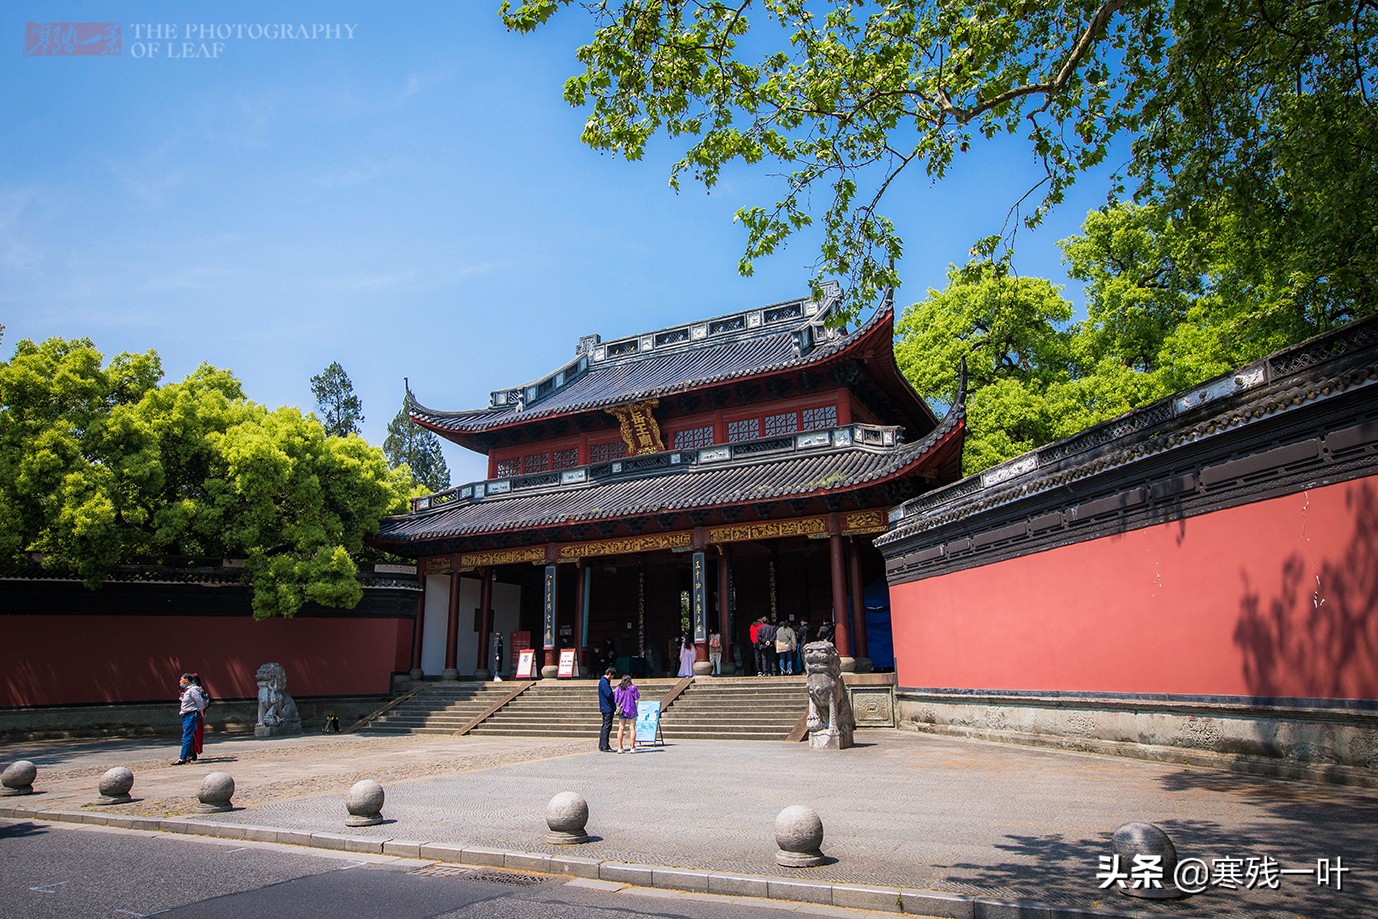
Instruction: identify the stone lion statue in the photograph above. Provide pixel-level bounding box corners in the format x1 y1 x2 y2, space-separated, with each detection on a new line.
804 641 854 749
255 662 302 737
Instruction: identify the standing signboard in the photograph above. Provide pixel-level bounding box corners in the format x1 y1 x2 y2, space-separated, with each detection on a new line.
634 699 662 746
557 648 579 678
516 649 536 680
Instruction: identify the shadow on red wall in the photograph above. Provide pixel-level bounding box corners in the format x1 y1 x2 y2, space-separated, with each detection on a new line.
1234 480 1378 700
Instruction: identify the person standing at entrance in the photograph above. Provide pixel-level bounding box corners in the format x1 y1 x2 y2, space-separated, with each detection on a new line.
750 617 766 676
708 630 722 675
758 618 777 676
775 620 797 675
677 633 695 678
597 667 616 752
614 674 640 753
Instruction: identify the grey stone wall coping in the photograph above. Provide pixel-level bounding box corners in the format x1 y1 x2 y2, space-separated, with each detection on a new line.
897 688 1378 723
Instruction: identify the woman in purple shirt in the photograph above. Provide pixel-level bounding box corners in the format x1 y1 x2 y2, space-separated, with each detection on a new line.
613 674 640 753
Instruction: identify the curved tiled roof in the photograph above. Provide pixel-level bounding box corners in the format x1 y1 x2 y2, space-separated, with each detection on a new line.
408 293 903 435
374 406 965 547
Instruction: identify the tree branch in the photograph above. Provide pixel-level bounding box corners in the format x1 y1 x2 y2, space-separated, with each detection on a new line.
934 0 1130 124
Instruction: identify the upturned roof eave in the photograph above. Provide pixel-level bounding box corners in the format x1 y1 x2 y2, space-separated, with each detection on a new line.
407 303 912 442
370 404 966 551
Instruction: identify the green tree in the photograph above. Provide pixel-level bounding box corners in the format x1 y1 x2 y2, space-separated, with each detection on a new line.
502 1 1377 325
0 338 162 569
384 399 452 494
310 361 363 437
1 338 413 618
896 261 1076 473
899 197 1368 475
209 405 412 618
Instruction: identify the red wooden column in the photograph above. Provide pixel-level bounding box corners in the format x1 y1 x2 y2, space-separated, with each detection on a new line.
475 568 494 676
442 572 462 680
829 532 853 664
848 538 869 664
717 546 732 674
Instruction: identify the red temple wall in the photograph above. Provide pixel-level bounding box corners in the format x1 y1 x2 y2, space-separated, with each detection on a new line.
890 477 1378 700
2 611 413 708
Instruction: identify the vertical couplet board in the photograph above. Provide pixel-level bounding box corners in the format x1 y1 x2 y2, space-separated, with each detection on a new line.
543 564 557 650
692 550 707 643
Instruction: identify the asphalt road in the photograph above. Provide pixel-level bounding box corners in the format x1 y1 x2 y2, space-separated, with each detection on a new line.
1 818 897 919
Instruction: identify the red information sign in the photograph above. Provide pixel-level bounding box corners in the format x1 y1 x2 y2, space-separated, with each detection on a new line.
515 649 536 680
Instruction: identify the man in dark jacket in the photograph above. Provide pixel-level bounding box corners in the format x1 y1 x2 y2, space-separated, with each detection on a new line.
758 619 777 676
597 668 617 752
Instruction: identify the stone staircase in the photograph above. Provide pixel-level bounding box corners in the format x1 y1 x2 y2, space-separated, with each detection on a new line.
467 678 679 739
661 676 806 741
358 676 810 741
357 682 520 735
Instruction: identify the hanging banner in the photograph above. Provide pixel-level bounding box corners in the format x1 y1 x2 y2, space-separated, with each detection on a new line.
516 649 536 680
557 648 579 678
634 699 661 743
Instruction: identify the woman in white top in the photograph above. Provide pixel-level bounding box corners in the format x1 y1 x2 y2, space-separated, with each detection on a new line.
677 634 696 677
173 673 206 765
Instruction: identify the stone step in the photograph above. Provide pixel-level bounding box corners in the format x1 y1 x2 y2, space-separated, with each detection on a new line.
363 675 809 740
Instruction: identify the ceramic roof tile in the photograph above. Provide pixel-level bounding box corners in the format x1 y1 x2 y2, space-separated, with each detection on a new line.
408 292 890 433
374 408 963 545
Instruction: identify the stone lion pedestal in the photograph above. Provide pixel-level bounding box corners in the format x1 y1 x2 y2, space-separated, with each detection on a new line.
254 662 303 737
803 641 855 750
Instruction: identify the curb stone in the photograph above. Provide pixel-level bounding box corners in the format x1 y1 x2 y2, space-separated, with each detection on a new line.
0 807 1152 918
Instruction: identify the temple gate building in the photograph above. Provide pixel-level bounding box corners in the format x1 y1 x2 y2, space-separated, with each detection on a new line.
371 286 965 679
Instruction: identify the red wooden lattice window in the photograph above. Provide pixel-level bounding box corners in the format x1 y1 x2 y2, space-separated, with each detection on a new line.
727 418 759 442
495 458 520 478
552 447 579 470
590 440 628 464
524 452 550 474
801 405 838 430
763 411 798 437
673 425 715 450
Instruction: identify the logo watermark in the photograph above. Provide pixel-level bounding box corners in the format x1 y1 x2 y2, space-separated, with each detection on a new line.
25 22 121 56
1097 854 1351 894
24 22 355 60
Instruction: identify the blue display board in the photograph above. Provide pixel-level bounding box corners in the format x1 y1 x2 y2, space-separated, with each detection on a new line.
634 699 661 744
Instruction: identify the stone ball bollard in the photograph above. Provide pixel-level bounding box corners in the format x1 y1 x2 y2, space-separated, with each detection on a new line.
1111 821 1188 899
198 772 236 812
344 779 386 827
545 791 590 844
96 767 135 805
1 760 37 796
775 805 826 867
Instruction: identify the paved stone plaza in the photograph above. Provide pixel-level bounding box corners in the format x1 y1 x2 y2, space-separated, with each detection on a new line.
1 728 1374 918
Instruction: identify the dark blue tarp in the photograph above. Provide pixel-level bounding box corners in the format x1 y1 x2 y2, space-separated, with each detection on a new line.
863 578 894 670
828 579 895 670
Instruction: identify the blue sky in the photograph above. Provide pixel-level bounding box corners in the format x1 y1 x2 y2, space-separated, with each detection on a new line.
3 2 1120 484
